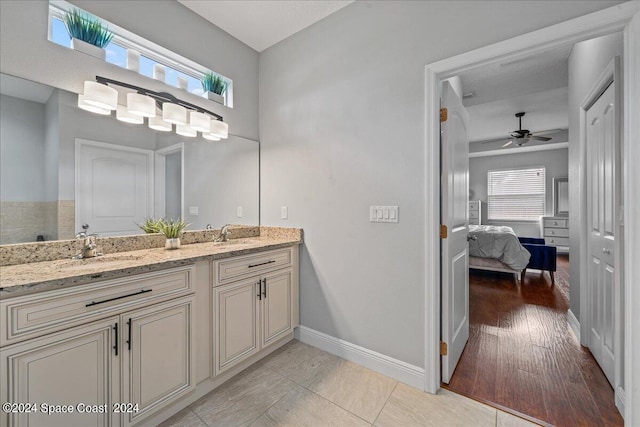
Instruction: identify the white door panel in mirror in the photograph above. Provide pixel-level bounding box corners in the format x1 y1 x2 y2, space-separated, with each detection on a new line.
0 73 259 244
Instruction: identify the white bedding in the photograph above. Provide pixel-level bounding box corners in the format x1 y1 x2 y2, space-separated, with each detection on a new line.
468 225 530 270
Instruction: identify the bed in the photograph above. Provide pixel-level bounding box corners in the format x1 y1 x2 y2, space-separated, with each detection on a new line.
468 225 531 283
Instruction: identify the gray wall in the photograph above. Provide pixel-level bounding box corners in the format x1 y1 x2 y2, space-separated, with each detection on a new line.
0 94 46 202
568 32 623 323
165 152 182 220
259 1 621 367
0 0 259 140
469 148 569 237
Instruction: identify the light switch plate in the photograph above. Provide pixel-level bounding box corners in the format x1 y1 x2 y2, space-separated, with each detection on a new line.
370 206 399 223
237 206 243 218
189 206 199 216
281 206 288 220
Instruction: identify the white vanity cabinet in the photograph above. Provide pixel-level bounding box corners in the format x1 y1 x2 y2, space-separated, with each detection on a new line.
0 266 196 427
213 248 298 376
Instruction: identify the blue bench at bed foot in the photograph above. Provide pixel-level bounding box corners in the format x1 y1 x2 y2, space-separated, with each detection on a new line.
518 237 557 285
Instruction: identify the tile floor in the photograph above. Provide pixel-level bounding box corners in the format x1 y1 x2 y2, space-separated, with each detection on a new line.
160 340 539 427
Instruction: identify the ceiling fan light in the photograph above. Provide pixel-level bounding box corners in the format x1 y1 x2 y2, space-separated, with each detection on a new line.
116 104 144 124
162 103 187 125
82 81 118 110
202 132 221 141
176 124 197 137
209 120 228 139
78 94 111 115
148 115 172 132
127 93 156 117
189 111 211 133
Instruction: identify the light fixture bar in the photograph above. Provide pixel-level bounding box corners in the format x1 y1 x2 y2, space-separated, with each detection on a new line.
95 75 223 121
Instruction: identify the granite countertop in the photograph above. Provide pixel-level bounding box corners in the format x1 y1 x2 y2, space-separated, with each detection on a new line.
0 234 302 298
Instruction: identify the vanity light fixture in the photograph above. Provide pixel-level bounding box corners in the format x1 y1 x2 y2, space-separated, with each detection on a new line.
116 105 144 124
148 116 172 132
79 76 228 140
78 94 111 115
82 81 118 110
127 93 156 117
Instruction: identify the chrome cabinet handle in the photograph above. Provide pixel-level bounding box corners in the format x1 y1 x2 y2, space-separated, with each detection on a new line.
602 248 611 254
467 235 477 241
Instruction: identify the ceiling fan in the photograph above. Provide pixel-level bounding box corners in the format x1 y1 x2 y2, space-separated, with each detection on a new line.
485 112 559 147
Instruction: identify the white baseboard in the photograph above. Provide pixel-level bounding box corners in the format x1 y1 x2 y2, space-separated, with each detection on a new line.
295 326 425 389
615 386 625 419
568 309 581 342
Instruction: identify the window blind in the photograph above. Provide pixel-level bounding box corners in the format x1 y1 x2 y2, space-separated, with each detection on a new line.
487 167 545 221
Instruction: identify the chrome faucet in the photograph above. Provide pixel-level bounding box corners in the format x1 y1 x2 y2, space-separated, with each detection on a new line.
214 224 231 242
74 224 100 259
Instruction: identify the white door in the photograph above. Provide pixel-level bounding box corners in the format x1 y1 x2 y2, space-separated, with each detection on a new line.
440 81 470 384
0 317 119 427
121 297 195 427
76 139 153 236
586 80 618 386
262 269 293 347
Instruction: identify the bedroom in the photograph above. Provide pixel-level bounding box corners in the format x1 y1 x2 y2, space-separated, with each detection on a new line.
440 32 623 425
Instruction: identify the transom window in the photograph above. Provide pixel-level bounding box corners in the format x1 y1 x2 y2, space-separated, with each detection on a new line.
487 167 546 221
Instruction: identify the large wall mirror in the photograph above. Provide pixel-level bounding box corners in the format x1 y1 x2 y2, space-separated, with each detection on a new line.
0 73 259 244
553 177 569 217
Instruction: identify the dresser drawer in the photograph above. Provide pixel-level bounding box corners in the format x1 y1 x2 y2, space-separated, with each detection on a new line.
545 237 570 247
544 218 568 228
469 201 480 211
544 228 569 238
469 211 479 219
1 266 194 347
215 248 292 285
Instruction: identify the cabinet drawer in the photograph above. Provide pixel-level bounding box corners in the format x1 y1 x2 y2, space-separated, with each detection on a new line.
544 228 569 238
469 201 480 210
545 237 570 247
544 218 568 228
469 211 479 219
1 266 194 347
215 248 292 285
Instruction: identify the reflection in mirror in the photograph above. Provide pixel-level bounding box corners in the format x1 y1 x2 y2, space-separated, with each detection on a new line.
0 74 259 244
553 177 569 216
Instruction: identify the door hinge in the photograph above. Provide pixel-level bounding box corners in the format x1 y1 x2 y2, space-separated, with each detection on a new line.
440 224 448 239
440 341 448 356
440 108 448 122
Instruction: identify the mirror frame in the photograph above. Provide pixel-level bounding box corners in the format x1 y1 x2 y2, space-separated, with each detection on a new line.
553 177 569 217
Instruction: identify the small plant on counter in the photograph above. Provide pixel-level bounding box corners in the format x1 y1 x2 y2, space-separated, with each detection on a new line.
201 72 227 95
137 218 165 234
63 9 114 48
160 219 189 250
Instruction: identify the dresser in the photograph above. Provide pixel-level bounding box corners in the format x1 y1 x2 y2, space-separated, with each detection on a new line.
540 216 569 253
469 200 481 225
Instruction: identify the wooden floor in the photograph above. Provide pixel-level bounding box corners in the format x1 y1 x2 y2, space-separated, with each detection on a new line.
447 255 623 427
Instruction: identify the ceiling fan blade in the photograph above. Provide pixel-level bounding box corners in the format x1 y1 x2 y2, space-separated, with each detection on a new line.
529 135 552 141
532 128 564 136
502 140 513 147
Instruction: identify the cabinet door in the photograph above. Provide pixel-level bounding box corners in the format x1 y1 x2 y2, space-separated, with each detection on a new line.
121 297 195 427
214 278 260 375
262 269 293 347
0 317 119 427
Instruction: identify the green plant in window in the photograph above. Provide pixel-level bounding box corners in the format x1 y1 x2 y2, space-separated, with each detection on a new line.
63 9 114 48
159 218 189 239
201 72 227 95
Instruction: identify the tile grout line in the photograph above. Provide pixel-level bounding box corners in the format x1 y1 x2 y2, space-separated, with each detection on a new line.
189 406 211 427
371 381 399 426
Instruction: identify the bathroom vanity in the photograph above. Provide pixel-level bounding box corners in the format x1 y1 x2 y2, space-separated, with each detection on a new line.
0 230 301 427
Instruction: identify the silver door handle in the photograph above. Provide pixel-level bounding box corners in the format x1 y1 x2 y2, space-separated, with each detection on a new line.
602 248 611 254
467 235 477 241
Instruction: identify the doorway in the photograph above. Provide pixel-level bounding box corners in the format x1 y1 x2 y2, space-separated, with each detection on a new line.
423 5 640 424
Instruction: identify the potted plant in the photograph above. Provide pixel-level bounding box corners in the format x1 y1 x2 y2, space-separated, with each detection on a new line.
159 218 189 250
63 9 114 60
201 72 227 104
137 218 165 234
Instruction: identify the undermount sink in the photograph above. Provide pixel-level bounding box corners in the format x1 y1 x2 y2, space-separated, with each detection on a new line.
60 254 144 269
213 239 258 247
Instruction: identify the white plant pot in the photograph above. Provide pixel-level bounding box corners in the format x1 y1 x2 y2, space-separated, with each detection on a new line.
71 38 106 60
165 238 181 250
206 92 225 105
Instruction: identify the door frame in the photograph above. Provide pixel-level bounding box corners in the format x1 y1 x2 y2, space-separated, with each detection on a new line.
154 143 185 220
579 56 622 405
423 3 640 423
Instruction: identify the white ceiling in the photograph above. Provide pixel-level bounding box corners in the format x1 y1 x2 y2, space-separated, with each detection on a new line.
178 0 354 52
